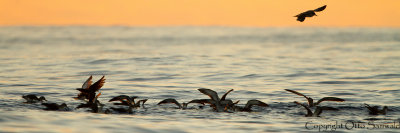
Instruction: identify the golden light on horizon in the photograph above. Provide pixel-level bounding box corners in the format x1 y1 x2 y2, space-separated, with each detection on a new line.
0 0 399 27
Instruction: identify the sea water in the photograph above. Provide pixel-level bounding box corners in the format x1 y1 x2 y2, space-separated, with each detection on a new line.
0 26 399 132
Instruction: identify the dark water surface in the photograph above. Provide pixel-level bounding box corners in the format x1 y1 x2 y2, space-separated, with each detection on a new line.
0 27 400 132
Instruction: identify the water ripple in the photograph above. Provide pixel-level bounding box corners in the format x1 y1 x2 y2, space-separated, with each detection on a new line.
316 81 379 85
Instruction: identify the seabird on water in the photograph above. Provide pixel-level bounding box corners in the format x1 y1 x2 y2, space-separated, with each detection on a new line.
74 75 105 103
42 103 70 111
107 95 147 114
22 94 47 103
294 101 337 117
76 92 110 113
157 98 187 109
365 103 388 115
285 89 345 107
197 88 237 112
109 95 147 108
294 5 327 22
232 100 268 112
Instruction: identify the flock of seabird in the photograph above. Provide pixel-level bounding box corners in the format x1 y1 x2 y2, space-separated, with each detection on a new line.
22 75 388 117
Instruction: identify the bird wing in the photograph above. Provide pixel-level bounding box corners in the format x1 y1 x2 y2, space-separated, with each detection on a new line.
314 107 323 117
138 99 148 105
88 76 105 92
198 88 220 101
130 96 138 103
294 101 313 116
221 89 234 101
244 100 269 109
233 100 240 105
187 99 213 105
315 97 345 105
157 98 182 108
314 5 327 12
365 103 379 113
108 95 130 102
285 89 308 98
76 89 91 93
135 99 148 107
294 12 305 17
285 89 312 104
82 75 93 90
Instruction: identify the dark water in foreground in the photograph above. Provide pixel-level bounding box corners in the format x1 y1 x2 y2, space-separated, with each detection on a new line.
0 27 400 132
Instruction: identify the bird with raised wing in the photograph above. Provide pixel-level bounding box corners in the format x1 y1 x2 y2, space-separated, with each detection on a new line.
285 89 344 107
198 88 236 112
294 101 337 117
75 75 105 103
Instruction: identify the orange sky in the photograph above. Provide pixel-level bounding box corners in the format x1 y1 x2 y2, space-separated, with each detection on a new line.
0 0 399 27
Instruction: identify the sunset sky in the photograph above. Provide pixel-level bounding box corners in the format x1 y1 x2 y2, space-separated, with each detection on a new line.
1 0 399 27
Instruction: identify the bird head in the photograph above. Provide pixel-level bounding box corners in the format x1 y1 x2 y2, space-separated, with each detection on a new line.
39 96 47 101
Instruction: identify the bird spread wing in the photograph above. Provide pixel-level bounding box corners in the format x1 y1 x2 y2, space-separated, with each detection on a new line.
314 5 327 12
285 89 309 99
188 99 213 105
198 88 220 101
294 101 313 116
82 75 93 90
315 97 345 105
88 76 105 92
244 100 269 109
221 89 234 101
157 98 182 108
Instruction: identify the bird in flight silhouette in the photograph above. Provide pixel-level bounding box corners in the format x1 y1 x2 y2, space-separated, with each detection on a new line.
295 5 327 22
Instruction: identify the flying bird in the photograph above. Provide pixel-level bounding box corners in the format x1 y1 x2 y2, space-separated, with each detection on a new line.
295 5 327 22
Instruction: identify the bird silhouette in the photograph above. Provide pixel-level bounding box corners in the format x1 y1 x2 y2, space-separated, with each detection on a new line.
294 101 337 117
295 5 327 22
232 100 268 112
22 94 47 103
74 75 105 103
198 88 237 112
365 103 388 115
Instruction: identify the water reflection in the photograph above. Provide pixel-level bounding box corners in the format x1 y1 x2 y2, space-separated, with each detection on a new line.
0 27 400 132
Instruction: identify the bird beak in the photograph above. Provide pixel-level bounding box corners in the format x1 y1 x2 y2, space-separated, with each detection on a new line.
315 14 318 16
